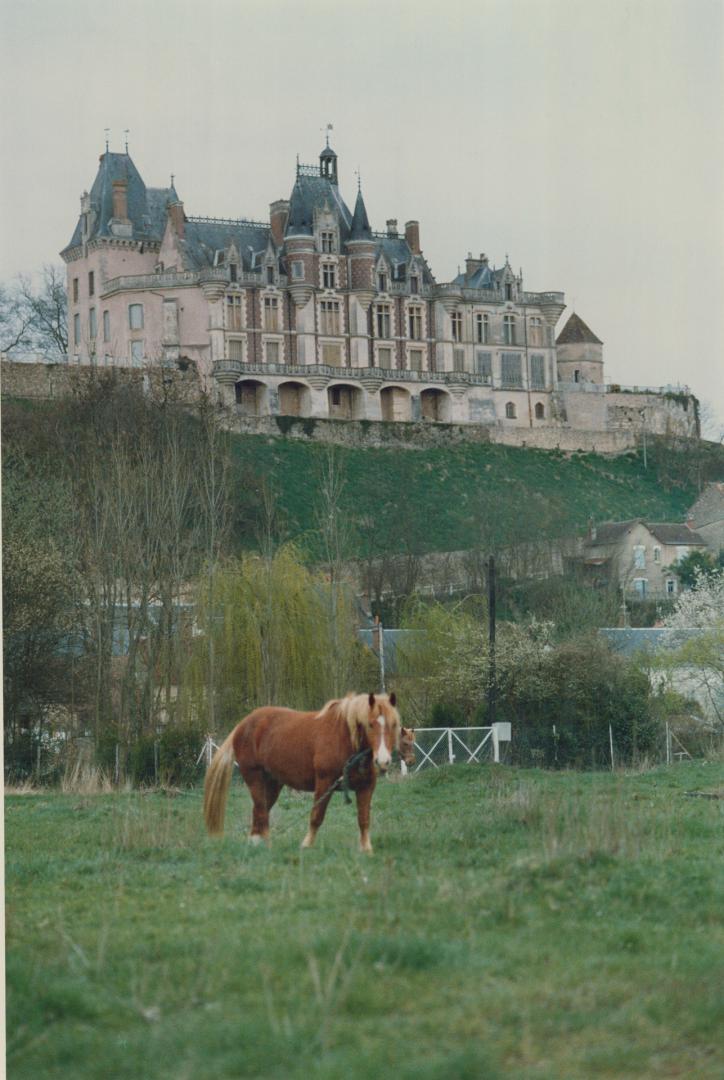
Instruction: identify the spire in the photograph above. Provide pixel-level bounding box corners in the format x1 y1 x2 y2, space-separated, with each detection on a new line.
350 187 372 240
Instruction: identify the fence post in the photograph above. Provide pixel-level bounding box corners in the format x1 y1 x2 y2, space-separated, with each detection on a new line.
609 724 615 772
206 735 214 769
492 724 500 764
665 722 672 765
114 744 120 785
447 729 454 764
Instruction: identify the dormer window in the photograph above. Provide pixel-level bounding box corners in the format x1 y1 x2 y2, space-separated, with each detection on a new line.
410 274 419 294
266 265 275 286
321 231 335 253
377 271 387 293
505 282 512 300
215 250 225 266
229 263 238 283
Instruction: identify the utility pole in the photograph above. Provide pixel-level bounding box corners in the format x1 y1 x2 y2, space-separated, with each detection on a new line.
487 555 496 728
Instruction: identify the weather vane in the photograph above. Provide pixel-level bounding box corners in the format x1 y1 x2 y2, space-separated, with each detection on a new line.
124 128 130 153
322 122 333 147
104 128 110 152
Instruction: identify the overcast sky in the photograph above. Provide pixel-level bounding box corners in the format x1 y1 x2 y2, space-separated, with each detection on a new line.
1 0 722 434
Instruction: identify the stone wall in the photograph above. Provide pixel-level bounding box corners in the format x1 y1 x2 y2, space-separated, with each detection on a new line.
0 360 203 403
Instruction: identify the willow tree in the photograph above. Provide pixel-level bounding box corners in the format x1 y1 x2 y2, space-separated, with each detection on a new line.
180 546 365 734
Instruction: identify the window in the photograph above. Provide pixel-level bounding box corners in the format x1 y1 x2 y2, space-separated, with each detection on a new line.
530 354 546 390
534 402 545 420
453 348 465 371
266 265 275 285
633 545 646 569
229 263 238 283
634 578 648 598
265 340 280 364
409 349 423 371
529 316 543 345
451 311 462 342
322 343 342 366
377 346 393 368
264 296 279 331
501 352 523 388
505 402 517 419
103 310 110 342
321 231 335 253
475 351 492 382
89 307 97 339
88 271 94 297
476 313 489 344
73 312 80 345
666 579 676 595
227 294 243 330
505 282 512 300
408 305 423 340
320 300 341 336
377 271 387 293
72 278 79 303
322 263 336 289
376 304 391 338
130 340 143 366
129 303 144 330
410 274 419 294
574 369 581 383
331 387 341 406
228 338 244 362
291 260 304 280
503 315 516 345
653 546 662 564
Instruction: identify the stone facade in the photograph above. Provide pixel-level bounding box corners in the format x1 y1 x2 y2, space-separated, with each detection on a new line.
58 142 698 441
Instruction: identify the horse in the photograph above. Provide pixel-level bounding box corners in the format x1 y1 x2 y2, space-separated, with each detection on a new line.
398 726 416 770
203 692 401 853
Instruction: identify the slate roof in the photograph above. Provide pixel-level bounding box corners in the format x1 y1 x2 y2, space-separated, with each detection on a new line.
587 519 706 547
180 220 270 271
350 189 372 240
63 152 177 253
556 312 603 345
285 174 352 237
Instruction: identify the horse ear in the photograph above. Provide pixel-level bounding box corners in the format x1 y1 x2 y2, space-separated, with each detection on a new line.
368 692 375 708
389 692 396 707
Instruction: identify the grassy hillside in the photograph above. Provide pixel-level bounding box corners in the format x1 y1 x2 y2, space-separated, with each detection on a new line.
231 435 702 556
6 762 723 1078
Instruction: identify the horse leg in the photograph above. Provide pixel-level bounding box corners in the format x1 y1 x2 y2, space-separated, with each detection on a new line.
355 784 375 853
301 777 336 849
245 770 281 844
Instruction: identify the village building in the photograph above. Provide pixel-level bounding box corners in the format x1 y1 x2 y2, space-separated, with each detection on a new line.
687 483 724 558
583 519 708 599
60 141 698 438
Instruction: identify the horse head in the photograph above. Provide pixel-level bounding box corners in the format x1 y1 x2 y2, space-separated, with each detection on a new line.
346 692 401 773
399 726 416 767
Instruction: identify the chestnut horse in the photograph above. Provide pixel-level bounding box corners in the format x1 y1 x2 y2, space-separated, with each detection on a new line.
203 692 401 853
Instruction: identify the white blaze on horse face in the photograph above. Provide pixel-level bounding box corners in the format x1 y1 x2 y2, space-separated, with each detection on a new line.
375 715 392 770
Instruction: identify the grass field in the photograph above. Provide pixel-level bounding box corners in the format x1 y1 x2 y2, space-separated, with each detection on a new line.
5 762 724 1079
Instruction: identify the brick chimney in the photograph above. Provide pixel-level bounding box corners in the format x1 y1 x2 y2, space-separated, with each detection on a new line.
405 220 420 254
270 199 289 247
465 252 484 279
386 218 398 237
112 179 129 220
168 200 185 240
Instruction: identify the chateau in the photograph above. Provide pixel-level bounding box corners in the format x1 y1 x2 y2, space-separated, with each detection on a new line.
60 141 697 440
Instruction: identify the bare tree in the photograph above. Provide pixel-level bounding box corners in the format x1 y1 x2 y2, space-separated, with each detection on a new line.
1 265 68 359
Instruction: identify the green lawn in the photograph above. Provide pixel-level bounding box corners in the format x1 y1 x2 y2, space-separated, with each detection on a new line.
6 763 724 1079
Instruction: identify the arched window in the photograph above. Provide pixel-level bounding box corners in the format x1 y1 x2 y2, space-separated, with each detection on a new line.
505 402 517 419
534 402 545 419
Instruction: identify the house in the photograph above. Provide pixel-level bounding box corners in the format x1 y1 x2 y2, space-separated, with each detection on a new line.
59 138 698 437
584 519 708 599
687 483 724 557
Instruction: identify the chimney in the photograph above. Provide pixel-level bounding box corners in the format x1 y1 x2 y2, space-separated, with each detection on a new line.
112 179 128 220
465 252 483 279
168 200 185 240
386 218 398 237
405 220 420 254
270 199 289 247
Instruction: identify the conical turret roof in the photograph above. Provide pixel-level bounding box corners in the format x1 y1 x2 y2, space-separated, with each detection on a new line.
350 188 372 239
556 312 603 345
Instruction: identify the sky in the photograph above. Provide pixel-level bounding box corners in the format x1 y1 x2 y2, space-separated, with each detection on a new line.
1 0 722 434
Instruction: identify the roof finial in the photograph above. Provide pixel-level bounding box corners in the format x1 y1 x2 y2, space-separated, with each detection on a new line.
170 173 175 188
124 128 130 154
104 127 110 153
323 122 333 148
355 165 361 192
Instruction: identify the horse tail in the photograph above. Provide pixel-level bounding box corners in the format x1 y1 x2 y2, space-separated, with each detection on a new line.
203 727 239 836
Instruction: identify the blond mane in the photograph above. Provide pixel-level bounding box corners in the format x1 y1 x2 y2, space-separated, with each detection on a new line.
318 692 400 749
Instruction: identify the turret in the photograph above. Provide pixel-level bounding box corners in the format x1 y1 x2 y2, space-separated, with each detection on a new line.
556 312 604 385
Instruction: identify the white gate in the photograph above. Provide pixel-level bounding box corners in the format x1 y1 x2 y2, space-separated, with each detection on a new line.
405 724 511 774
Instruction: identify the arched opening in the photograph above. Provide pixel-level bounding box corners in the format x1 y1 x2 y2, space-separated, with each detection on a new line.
505 401 517 419
278 381 311 417
235 379 268 416
380 386 412 422
534 402 545 420
420 388 452 423
327 383 364 420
